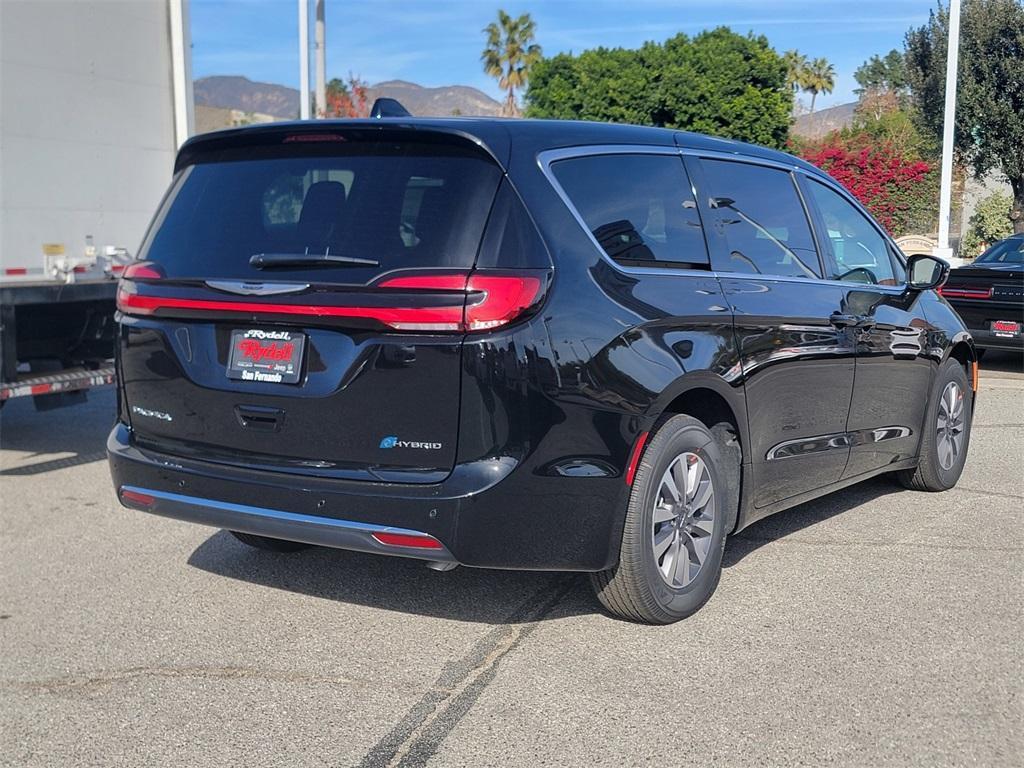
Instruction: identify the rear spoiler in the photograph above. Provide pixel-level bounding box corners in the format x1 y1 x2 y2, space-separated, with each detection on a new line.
174 99 510 172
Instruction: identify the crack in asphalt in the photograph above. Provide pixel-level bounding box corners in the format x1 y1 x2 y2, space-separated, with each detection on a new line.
355 576 577 768
1 665 363 693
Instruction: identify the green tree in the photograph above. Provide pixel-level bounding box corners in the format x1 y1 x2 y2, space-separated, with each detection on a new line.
960 190 1014 257
854 49 909 94
850 94 936 156
783 49 810 93
905 0 1024 233
804 57 836 112
526 28 793 149
482 10 542 117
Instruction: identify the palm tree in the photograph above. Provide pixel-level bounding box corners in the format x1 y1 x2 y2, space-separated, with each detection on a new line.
783 50 809 94
804 57 836 113
482 10 542 117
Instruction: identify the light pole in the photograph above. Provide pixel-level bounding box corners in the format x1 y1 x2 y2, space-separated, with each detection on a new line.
169 0 194 146
934 0 961 260
298 0 310 119
315 0 326 118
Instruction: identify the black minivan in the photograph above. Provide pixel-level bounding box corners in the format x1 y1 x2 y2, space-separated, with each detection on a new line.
109 118 977 623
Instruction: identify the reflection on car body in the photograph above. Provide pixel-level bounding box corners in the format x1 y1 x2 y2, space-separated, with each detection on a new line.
109 117 978 624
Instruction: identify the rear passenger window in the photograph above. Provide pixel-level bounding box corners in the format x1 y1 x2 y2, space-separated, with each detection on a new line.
701 160 820 278
805 179 901 286
476 180 551 269
551 154 708 267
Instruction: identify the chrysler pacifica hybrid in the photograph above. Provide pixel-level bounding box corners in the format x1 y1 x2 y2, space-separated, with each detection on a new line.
109 117 976 623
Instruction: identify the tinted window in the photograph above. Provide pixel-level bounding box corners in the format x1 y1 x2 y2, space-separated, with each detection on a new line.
701 160 820 278
141 143 502 282
476 180 551 269
806 179 900 285
977 237 1024 264
552 154 708 267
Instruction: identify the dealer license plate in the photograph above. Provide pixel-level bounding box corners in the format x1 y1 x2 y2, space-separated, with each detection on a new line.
226 329 305 384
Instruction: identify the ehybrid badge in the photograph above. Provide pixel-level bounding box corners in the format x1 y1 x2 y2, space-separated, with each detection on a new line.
379 436 443 450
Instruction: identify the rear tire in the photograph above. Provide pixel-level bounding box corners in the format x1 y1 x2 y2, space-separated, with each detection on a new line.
229 531 311 552
898 357 972 492
591 415 729 624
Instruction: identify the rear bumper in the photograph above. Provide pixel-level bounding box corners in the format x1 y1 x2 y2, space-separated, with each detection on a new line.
945 300 1023 350
119 485 458 564
970 329 1023 351
108 422 627 571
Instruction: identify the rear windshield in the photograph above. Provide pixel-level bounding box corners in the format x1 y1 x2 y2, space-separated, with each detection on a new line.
977 237 1024 264
140 141 503 281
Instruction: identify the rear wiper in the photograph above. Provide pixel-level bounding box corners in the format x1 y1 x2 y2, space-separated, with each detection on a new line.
250 252 379 268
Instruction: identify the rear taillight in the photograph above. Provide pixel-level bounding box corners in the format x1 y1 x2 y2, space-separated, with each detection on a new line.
117 262 164 315
120 262 164 280
116 268 547 332
465 274 544 331
377 271 547 332
938 286 992 299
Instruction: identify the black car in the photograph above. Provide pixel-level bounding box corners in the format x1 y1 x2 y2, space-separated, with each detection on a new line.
109 118 977 624
940 233 1024 353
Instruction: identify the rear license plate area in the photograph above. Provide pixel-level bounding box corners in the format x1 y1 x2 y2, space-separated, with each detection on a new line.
991 320 1021 338
227 329 305 384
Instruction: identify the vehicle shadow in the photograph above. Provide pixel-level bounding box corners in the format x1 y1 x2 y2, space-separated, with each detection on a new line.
0 389 115 476
723 476 901 567
188 530 596 624
189 476 903 622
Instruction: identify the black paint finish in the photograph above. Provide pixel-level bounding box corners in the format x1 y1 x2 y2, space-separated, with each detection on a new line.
109 118 976 571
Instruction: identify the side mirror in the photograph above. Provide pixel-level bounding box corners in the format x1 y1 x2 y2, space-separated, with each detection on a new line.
906 254 950 291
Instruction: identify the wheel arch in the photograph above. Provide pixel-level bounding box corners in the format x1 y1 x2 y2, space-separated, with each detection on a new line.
945 333 977 368
647 374 747 533
943 332 978 409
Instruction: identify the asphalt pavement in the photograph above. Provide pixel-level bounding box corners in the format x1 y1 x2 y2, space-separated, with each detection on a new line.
1 351 1021 767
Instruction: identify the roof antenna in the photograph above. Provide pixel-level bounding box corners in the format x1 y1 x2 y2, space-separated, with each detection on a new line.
370 98 411 119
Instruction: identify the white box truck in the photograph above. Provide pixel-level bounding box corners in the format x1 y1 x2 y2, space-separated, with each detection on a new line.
0 0 192 408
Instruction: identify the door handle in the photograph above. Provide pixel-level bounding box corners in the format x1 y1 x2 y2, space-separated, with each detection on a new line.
857 316 877 330
829 312 861 328
830 313 877 330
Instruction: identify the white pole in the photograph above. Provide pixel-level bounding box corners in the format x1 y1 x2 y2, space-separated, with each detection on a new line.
934 0 961 259
315 0 326 118
168 0 194 147
298 0 310 119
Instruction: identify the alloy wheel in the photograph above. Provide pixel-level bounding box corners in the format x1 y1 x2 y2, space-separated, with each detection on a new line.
651 452 716 588
936 380 965 471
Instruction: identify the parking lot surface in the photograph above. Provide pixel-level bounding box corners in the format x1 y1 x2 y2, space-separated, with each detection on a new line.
1 352 1021 767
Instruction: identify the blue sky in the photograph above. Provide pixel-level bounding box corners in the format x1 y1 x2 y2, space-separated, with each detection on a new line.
190 0 937 110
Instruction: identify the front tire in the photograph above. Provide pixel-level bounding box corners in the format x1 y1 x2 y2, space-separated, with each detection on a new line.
898 357 973 491
591 415 729 624
229 531 311 552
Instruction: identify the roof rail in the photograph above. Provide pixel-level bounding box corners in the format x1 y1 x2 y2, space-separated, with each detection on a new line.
370 98 411 119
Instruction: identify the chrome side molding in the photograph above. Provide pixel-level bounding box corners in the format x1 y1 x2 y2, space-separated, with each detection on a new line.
767 426 912 461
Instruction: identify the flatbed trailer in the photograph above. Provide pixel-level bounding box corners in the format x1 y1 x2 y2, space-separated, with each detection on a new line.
0 280 118 407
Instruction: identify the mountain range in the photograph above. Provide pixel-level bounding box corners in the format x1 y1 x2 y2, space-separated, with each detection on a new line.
193 76 502 119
